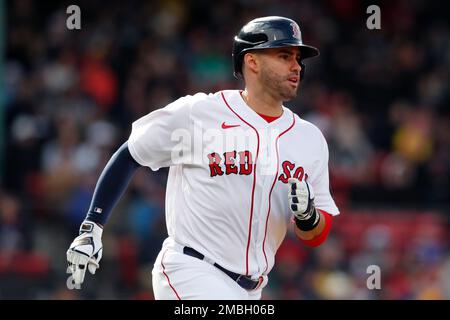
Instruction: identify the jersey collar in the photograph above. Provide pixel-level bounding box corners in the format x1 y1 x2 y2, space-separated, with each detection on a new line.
221 90 294 131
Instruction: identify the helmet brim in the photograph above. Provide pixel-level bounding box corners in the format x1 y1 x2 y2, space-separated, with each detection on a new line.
246 40 320 59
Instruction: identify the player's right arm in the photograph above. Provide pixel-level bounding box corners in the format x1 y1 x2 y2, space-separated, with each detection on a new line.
66 95 196 286
66 141 141 285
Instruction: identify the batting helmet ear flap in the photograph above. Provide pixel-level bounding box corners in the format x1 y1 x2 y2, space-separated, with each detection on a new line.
300 61 305 80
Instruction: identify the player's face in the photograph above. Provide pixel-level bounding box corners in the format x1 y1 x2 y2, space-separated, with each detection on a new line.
256 47 302 101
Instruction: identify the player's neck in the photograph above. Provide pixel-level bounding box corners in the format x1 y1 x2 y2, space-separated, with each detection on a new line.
241 88 283 117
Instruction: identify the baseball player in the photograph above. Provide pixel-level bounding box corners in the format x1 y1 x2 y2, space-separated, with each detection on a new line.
67 16 340 300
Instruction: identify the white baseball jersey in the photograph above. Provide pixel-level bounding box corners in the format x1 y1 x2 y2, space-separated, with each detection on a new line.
128 89 339 280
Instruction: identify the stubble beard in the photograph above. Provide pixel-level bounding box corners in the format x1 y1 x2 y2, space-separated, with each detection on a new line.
260 66 298 102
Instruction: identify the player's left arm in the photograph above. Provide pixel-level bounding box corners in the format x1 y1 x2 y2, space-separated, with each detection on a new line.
288 131 339 247
288 178 334 247
293 208 329 241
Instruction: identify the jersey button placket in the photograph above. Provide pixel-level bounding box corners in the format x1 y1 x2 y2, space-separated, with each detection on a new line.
255 128 271 275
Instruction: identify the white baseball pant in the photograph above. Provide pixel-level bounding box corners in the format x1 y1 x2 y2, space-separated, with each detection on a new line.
151 238 268 300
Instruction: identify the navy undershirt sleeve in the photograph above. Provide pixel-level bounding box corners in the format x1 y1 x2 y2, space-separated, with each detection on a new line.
85 141 141 225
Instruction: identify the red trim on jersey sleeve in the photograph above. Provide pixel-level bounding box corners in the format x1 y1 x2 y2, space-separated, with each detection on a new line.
300 210 333 247
257 112 281 123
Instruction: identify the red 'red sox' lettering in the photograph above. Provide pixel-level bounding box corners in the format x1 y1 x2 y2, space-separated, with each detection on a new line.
207 150 253 177
207 152 224 177
278 160 308 183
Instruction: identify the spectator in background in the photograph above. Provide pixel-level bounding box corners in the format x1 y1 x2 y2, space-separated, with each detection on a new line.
2 0 449 299
0 192 27 253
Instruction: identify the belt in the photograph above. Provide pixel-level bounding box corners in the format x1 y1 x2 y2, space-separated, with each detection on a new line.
183 246 261 291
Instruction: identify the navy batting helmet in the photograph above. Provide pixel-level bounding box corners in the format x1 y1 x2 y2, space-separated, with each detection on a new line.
232 16 320 79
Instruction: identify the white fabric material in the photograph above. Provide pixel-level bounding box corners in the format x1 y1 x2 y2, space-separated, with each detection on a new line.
152 237 266 300
128 90 339 296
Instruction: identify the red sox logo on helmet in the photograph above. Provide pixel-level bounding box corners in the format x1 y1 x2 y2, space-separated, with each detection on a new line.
290 22 301 40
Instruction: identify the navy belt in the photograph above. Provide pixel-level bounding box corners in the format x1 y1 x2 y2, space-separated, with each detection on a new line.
183 246 260 291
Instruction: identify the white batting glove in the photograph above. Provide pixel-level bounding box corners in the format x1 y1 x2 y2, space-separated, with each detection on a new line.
288 178 320 230
66 220 103 286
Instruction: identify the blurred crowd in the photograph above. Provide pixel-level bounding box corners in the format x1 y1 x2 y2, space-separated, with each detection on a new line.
1 0 449 299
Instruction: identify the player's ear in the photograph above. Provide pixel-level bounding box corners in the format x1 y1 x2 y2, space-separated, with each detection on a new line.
243 52 259 74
